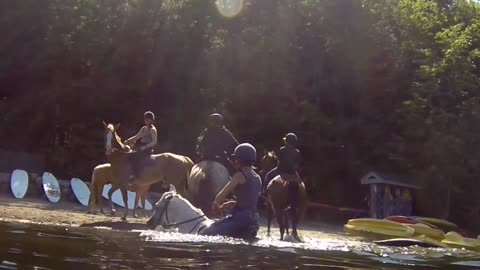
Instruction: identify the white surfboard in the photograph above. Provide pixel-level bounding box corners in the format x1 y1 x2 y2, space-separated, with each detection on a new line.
101 183 153 210
42 172 61 203
10 169 29 199
70 178 90 206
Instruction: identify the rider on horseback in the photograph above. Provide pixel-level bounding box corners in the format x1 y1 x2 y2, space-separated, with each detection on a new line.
196 113 239 174
201 143 262 239
264 133 302 208
125 111 158 178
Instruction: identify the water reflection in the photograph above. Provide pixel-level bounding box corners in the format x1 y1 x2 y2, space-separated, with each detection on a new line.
0 221 479 269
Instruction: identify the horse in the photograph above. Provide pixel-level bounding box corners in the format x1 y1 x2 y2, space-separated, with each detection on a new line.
147 185 259 239
87 163 145 216
259 151 278 186
266 175 308 241
187 160 230 218
103 122 194 220
147 185 214 234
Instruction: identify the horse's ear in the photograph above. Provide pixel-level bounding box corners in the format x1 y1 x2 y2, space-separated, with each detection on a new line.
102 121 108 129
114 123 120 131
169 184 176 194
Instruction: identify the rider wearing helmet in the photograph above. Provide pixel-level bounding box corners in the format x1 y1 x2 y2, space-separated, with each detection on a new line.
264 133 302 206
196 113 239 174
125 111 158 178
201 143 262 239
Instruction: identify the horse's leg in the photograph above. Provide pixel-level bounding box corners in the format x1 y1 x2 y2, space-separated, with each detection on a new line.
133 185 140 218
98 184 105 215
275 207 286 240
120 186 129 221
284 209 290 236
139 186 148 218
266 200 273 236
108 186 118 216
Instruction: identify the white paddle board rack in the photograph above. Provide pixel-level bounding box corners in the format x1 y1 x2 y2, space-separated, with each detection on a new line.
10 169 29 199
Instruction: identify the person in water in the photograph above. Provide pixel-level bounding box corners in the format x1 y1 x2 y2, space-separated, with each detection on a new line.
264 133 302 208
196 113 239 174
201 143 262 239
125 111 158 178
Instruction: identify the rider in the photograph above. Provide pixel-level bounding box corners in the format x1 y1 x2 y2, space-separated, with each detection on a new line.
201 143 262 239
196 113 239 174
125 111 158 178
264 133 302 208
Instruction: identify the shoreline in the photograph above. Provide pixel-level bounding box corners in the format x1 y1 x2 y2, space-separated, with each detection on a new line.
0 195 348 240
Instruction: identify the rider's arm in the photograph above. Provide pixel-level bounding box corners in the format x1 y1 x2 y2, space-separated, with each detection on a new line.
213 172 246 207
126 127 145 143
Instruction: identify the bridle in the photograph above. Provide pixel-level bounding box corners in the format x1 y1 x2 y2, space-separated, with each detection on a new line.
156 195 207 233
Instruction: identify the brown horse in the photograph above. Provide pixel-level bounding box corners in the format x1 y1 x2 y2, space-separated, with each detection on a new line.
267 176 307 241
259 151 278 192
87 163 144 216
187 161 230 218
103 122 194 220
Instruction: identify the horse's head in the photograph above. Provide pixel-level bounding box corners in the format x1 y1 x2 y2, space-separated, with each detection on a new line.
103 121 126 155
261 151 278 172
147 185 206 231
147 185 180 230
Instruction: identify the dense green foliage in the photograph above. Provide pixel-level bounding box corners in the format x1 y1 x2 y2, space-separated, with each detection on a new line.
1 0 479 229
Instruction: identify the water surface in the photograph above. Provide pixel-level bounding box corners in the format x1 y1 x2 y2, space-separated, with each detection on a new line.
0 221 479 269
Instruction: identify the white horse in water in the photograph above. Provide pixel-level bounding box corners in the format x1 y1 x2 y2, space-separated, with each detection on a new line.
147 185 260 240
147 185 215 234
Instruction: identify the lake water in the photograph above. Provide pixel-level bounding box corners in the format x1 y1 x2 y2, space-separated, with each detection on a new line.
1 221 479 269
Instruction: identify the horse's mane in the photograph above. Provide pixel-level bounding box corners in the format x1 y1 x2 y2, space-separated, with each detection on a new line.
160 190 205 216
107 123 128 151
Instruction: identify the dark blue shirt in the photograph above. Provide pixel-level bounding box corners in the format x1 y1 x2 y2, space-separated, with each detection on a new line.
233 168 262 212
277 145 301 174
197 127 239 159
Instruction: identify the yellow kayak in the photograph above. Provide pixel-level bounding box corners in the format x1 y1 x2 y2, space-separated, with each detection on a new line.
347 218 415 231
406 223 445 241
412 234 448 248
344 219 415 240
441 232 480 251
412 217 457 231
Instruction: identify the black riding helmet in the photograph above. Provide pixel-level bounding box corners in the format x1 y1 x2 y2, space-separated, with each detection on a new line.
284 133 298 145
234 143 257 164
208 113 224 127
144 111 155 120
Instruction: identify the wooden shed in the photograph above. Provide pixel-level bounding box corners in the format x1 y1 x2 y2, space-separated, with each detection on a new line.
361 171 421 219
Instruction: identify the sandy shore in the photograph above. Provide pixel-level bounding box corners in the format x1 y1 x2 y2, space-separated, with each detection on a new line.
0 195 349 240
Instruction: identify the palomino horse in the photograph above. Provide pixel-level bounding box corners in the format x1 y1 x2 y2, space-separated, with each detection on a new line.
187 161 230 218
147 185 259 239
87 163 147 216
103 122 194 219
267 175 307 241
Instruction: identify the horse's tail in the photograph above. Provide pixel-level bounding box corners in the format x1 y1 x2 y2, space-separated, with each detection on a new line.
287 181 300 209
198 175 214 216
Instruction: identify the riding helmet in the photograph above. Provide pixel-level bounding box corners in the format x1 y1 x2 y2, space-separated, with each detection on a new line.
234 143 257 163
208 113 224 126
144 111 155 120
284 133 298 145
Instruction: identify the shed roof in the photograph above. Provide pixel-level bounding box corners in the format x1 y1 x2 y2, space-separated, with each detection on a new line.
360 171 421 189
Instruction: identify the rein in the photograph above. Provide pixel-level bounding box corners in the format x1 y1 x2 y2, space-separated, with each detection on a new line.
158 196 207 233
